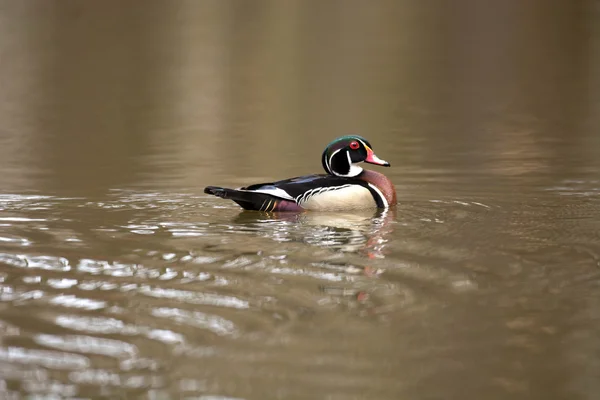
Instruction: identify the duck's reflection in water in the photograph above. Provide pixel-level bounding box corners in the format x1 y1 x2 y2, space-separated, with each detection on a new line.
297 208 395 260
231 207 397 311
293 208 398 310
233 207 396 258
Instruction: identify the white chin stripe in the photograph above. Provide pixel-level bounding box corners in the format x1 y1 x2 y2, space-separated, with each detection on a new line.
346 164 363 177
367 183 389 208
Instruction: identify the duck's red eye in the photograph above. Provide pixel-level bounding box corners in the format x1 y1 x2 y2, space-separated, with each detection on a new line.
349 141 360 150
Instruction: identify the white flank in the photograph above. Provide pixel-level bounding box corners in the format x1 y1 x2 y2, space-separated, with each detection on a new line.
367 183 389 208
298 185 376 211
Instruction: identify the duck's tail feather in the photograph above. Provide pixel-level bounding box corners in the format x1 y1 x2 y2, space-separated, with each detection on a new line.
204 186 256 209
204 186 242 200
204 186 301 212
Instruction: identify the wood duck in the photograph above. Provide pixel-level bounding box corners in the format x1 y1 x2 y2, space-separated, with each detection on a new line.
204 135 397 212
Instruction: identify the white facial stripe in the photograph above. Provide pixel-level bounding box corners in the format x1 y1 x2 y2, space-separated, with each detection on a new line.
327 148 343 175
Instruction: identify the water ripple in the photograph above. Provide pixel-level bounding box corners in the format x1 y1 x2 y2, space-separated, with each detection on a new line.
0 253 69 271
0 347 89 370
49 294 106 310
151 307 237 336
77 259 135 276
139 286 249 309
55 315 136 335
35 334 137 358
0 217 46 222
53 315 186 345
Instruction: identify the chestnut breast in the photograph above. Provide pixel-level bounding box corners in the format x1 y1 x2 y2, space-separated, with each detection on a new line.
358 170 397 206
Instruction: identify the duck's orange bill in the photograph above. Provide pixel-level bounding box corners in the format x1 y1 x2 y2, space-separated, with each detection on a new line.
365 147 390 167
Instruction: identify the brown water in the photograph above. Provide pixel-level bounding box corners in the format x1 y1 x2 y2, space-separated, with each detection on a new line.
1 1 600 399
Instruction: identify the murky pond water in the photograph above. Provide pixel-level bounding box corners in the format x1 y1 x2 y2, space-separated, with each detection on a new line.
2 1 600 399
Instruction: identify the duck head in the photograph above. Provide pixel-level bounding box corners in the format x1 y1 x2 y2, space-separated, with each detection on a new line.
321 135 390 177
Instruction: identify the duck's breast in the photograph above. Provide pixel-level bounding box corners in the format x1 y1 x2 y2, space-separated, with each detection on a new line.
358 170 397 207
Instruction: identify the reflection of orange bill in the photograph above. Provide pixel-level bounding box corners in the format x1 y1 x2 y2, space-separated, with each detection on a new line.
357 291 369 302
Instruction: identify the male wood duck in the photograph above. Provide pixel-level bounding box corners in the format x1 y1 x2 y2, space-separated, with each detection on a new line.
204 135 397 211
